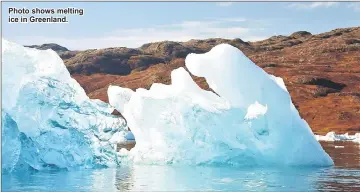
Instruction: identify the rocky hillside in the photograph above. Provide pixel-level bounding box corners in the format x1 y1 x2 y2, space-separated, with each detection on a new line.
25 43 69 54
28 27 360 134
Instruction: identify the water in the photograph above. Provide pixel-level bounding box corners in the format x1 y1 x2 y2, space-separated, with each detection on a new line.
2 141 360 192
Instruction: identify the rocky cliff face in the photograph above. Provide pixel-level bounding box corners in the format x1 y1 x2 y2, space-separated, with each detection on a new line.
28 27 360 134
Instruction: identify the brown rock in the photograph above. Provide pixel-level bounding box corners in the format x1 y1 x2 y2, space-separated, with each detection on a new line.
31 26 360 134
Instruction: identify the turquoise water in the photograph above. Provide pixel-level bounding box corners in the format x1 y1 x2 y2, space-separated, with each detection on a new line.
2 142 360 192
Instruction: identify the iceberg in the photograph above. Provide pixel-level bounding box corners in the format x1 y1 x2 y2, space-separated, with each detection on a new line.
109 44 334 167
2 39 128 173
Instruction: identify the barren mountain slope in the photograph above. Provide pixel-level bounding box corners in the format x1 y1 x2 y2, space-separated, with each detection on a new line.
30 27 360 134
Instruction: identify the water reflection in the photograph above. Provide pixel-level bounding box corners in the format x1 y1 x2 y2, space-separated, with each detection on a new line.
2 141 360 192
112 165 328 191
320 141 360 168
314 141 360 191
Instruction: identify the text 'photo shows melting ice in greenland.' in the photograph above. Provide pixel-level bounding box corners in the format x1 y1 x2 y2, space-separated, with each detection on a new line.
2 39 129 173
109 43 334 167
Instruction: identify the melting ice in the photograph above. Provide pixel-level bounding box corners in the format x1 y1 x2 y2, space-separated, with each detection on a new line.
2 39 128 173
109 44 334 167
2 39 334 172
315 132 360 143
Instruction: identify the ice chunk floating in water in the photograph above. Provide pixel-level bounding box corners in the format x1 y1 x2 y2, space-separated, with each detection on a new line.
109 44 334 167
315 132 360 143
2 39 128 173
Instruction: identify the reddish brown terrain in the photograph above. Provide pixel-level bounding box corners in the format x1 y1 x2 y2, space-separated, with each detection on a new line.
30 27 360 134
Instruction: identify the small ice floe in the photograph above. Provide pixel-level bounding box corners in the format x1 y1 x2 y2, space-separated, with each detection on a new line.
315 132 360 143
334 146 345 148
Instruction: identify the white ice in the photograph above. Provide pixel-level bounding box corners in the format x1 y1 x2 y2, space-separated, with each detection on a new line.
2 39 128 173
108 44 334 167
315 132 360 143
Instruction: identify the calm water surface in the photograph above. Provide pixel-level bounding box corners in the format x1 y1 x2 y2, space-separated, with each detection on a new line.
2 141 360 192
